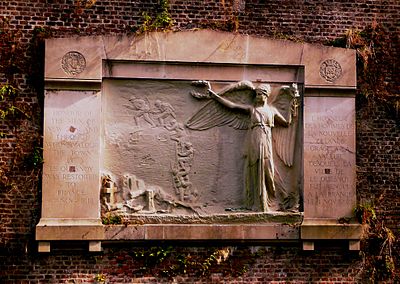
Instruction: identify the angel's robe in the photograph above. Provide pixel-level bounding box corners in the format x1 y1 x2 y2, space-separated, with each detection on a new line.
245 106 277 212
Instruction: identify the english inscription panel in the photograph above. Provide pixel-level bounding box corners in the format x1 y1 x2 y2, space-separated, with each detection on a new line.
42 90 101 219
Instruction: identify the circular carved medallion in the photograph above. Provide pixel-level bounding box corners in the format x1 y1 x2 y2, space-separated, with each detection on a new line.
319 59 342 82
61 51 86 76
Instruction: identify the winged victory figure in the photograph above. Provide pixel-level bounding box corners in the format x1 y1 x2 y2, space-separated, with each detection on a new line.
186 80 300 212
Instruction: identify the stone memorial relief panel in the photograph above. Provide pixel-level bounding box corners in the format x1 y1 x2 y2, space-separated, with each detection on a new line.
42 90 101 219
101 79 303 222
304 97 356 218
38 32 360 246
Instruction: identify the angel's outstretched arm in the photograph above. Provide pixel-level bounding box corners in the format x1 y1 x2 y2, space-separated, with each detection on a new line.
209 90 251 112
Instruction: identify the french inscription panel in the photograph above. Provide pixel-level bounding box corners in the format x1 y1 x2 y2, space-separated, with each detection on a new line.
303 96 356 218
42 90 101 219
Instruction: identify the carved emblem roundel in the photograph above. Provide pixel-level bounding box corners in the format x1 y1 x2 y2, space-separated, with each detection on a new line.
61 51 86 76
319 59 342 82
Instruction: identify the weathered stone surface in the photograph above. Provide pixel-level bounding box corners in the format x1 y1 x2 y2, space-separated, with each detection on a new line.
301 93 361 247
104 61 300 83
2 0 397 280
37 89 103 242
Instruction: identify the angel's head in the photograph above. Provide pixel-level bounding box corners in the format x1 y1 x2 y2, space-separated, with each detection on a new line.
254 84 271 105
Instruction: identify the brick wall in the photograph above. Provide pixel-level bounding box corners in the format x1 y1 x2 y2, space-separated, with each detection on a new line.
1 245 362 283
0 0 399 282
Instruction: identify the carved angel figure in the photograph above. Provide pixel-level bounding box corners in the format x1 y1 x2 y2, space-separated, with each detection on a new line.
186 80 300 212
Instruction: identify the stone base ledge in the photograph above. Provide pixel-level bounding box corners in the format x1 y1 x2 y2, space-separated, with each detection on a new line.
36 218 104 240
105 224 299 240
36 220 299 241
301 219 363 240
36 219 363 242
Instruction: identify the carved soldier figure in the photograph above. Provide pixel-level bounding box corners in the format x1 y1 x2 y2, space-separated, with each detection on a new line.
126 96 156 127
152 100 176 126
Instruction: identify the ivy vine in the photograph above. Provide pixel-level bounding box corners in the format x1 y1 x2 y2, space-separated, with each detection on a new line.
328 22 399 282
136 0 174 34
125 246 256 279
0 17 43 192
74 0 97 14
354 203 397 282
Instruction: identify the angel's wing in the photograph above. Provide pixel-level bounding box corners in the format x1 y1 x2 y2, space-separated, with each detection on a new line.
271 85 299 167
273 121 297 167
186 89 254 131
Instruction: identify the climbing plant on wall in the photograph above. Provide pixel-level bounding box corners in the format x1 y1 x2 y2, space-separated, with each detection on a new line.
0 17 43 191
329 22 399 282
329 22 399 121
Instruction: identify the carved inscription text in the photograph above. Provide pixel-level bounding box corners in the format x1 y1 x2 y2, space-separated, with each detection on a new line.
43 92 100 214
304 97 355 217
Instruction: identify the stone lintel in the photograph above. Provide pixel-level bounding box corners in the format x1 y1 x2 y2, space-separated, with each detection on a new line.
103 60 303 84
36 222 300 241
45 30 356 89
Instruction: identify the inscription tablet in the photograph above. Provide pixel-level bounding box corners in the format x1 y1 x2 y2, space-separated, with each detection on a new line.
42 90 101 219
304 96 356 218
